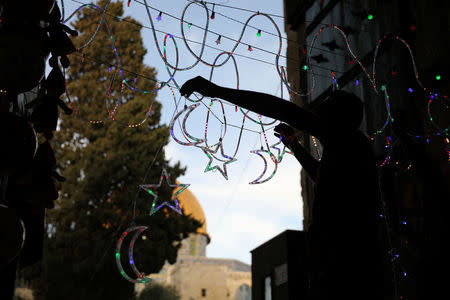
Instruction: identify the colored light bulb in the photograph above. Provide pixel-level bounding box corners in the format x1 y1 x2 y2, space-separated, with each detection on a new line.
248 45 252 51
408 88 413 93
367 14 373 20
257 29 261 37
157 11 162 21
381 85 386 91
188 23 191 29
302 65 308 70
435 74 441 80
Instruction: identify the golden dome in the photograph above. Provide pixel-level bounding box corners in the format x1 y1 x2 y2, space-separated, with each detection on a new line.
173 182 210 243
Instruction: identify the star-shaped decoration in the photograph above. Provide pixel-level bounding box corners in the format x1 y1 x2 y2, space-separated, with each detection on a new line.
139 167 190 216
201 141 237 180
270 138 292 163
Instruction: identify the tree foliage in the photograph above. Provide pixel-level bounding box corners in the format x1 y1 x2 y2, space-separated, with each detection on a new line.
27 1 201 299
138 283 180 300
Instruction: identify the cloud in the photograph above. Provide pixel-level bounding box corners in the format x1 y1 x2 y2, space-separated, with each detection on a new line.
206 210 297 264
207 212 277 259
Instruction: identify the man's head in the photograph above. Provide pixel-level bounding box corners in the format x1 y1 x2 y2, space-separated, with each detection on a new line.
310 90 364 130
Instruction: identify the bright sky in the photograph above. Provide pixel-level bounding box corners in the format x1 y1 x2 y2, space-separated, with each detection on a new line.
63 0 303 265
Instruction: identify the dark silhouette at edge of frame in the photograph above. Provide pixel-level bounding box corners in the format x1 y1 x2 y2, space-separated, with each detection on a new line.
181 76 384 299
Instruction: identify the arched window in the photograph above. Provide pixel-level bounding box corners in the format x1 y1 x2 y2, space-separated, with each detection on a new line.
235 284 251 300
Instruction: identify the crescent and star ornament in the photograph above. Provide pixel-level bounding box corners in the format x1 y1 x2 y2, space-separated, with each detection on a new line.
115 226 152 284
139 167 189 216
169 103 205 146
248 148 278 184
201 139 237 180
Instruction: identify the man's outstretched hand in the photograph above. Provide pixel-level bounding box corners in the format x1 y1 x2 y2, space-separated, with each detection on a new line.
180 76 219 98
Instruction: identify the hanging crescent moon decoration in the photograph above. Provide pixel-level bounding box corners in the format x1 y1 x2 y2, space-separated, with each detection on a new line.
181 103 206 145
169 103 205 146
115 226 152 284
248 149 278 184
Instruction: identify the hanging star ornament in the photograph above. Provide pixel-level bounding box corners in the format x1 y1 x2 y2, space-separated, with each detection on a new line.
201 140 237 180
139 167 190 216
270 137 292 163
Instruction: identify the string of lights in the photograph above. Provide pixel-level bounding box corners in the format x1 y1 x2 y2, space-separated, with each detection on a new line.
79 0 444 126
134 0 411 93
67 0 404 89
68 0 389 88
61 7 340 132
186 0 363 58
64 52 270 136
184 0 419 86
63 0 447 178
71 0 355 71
68 0 444 132
188 0 285 19
188 0 375 36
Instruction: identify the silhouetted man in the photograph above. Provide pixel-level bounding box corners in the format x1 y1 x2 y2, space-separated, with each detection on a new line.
181 76 382 299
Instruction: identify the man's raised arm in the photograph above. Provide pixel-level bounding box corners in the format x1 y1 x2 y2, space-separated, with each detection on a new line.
180 76 326 139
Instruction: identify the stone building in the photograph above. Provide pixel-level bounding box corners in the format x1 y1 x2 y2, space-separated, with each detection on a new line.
135 185 251 300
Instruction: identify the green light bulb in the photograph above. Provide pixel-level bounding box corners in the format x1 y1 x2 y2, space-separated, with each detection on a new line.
257 30 261 37
303 65 308 70
368 14 373 20
436 75 441 80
